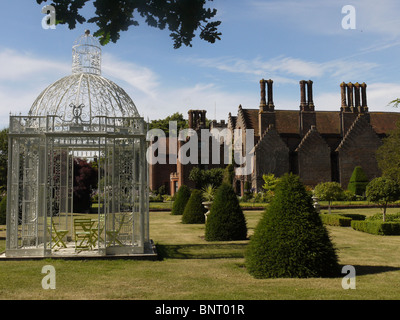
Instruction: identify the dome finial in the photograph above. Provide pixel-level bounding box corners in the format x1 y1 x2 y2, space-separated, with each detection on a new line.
72 30 101 75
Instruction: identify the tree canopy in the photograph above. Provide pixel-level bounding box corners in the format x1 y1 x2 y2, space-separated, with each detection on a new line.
149 112 187 137
376 121 400 184
366 177 400 221
37 0 222 48
313 181 345 214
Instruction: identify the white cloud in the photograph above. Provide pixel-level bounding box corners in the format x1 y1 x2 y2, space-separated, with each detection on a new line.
0 48 68 81
102 53 160 99
189 55 378 83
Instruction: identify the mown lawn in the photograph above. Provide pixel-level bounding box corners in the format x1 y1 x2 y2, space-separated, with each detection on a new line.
1 207 400 300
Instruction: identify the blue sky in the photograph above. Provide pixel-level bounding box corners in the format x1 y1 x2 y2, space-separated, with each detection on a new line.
1 0 400 129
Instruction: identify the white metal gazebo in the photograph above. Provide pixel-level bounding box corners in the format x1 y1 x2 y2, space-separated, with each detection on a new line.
5 31 153 258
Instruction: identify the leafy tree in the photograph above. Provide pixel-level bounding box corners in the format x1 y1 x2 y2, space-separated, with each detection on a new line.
188 167 224 190
347 166 369 196
222 163 234 186
205 183 247 241
262 173 280 192
171 184 191 215
37 0 222 48
73 158 98 213
149 112 188 137
246 173 339 279
314 182 345 214
376 121 400 184
366 177 400 221
182 189 206 224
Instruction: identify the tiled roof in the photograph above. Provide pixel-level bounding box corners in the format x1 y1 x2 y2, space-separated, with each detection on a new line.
238 108 400 136
369 112 400 134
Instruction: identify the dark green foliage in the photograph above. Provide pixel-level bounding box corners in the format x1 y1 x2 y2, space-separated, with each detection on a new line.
246 173 340 279
320 214 352 227
171 185 191 215
366 177 400 221
347 166 369 196
222 164 234 186
182 189 206 224
189 167 224 190
149 112 188 137
205 183 247 241
36 0 222 48
367 212 400 222
351 220 400 235
0 195 6 225
376 121 400 184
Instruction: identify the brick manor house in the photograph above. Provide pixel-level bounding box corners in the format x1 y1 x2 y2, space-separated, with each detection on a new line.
149 79 400 196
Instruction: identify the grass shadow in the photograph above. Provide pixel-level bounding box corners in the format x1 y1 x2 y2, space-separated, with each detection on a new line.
349 264 400 276
155 243 247 260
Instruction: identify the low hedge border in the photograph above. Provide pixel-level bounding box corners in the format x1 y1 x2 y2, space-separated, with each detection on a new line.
320 214 352 227
351 220 400 235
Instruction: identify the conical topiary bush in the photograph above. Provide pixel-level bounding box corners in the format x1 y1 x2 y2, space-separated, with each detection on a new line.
182 189 206 224
246 173 339 278
205 183 247 241
171 185 191 215
348 166 369 196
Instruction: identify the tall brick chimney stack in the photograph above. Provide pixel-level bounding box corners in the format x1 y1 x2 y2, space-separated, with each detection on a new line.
188 110 206 130
259 79 276 135
300 80 315 112
299 80 316 136
340 81 369 135
361 82 368 112
259 79 267 111
307 80 315 110
259 79 274 112
266 79 274 111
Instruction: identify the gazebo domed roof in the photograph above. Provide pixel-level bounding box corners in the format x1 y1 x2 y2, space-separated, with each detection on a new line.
29 31 139 119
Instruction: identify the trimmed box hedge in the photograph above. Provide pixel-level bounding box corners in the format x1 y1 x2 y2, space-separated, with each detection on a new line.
320 214 352 227
351 220 400 235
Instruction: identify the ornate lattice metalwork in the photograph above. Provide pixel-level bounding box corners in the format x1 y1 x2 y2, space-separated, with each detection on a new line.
6 31 150 258
29 30 139 121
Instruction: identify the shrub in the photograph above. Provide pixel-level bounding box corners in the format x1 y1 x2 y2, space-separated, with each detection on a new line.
171 185 191 215
367 212 400 222
314 182 345 214
339 213 366 221
205 183 247 241
320 214 352 227
347 166 369 196
182 189 206 224
366 177 400 221
0 195 6 225
351 220 400 235
246 173 340 278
